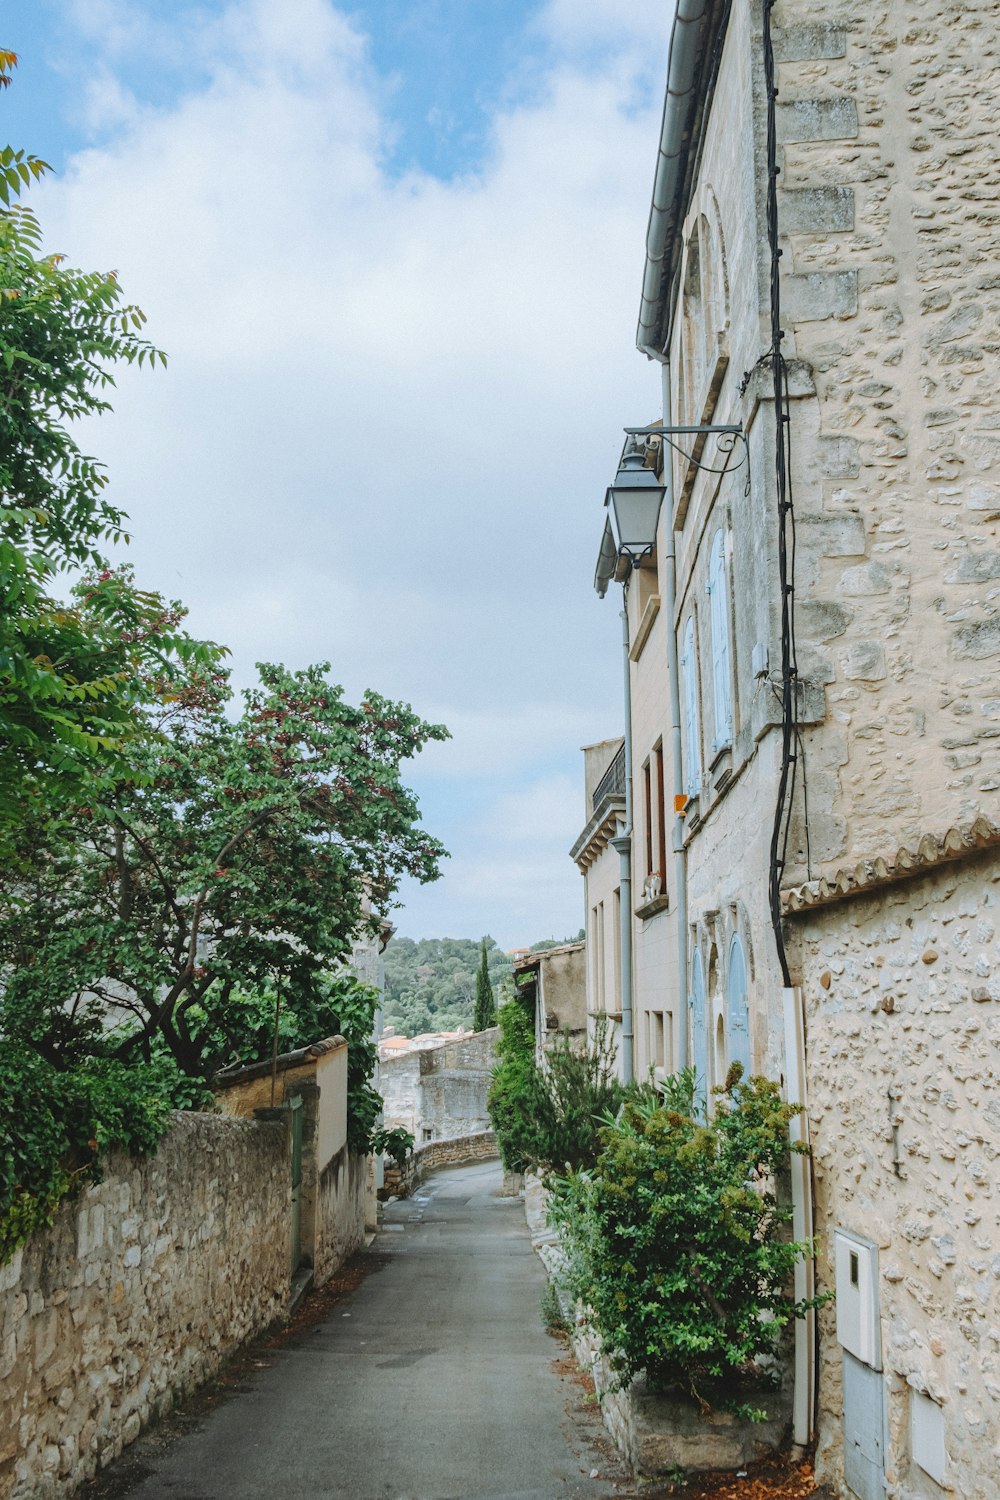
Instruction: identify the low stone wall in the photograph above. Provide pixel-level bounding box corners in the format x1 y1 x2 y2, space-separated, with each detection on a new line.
314 1145 367 1284
1 1112 292 1500
381 1129 498 1198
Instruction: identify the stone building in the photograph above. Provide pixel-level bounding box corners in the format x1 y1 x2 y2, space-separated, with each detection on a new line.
580 0 1000 1493
378 1028 498 1144
512 941 588 1062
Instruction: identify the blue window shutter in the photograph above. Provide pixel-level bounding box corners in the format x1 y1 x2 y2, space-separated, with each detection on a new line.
708 530 732 749
681 617 701 796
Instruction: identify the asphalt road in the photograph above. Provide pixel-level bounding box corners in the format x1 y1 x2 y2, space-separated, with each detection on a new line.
102 1160 625 1500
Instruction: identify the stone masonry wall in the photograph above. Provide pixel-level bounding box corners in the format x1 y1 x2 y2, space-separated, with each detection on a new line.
791 847 1000 1498
773 0 1000 873
381 1130 498 1198
0 1112 291 1500
380 1028 498 1143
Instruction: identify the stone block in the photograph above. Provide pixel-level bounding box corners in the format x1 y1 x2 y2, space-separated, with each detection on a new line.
799 513 867 558
947 552 1000 584
955 619 1000 661
784 271 858 323
772 22 846 60
798 599 852 641
839 562 891 596
816 435 861 480
841 640 886 681
629 1380 792 1477
776 97 858 144
780 186 855 234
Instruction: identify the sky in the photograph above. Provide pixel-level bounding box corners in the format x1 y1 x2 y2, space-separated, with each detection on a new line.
3 0 668 948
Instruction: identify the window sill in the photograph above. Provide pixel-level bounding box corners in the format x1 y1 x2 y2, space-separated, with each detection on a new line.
635 893 670 921
628 595 661 662
709 744 733 792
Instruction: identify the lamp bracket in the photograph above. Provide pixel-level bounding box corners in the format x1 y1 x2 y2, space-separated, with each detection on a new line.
623 424 742 436
622 423 750 494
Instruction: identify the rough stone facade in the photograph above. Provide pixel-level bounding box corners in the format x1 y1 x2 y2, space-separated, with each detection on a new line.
790 848 1000 1498
579 0 1000 1488
379 1028 497 1143
0 1113 291 1500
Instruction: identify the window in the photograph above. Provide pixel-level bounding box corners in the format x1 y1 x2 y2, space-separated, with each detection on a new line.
654 744 666 887
680 204 729 428
591 902 605 1011
648 1009 673 1076
643 747 667 891
681 616 702 796
690 950 708 1104
707 529 732 750
643 759 653 877
727 933 751 1075
612 887 622 1008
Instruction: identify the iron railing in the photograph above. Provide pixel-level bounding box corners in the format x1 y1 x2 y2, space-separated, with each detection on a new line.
592 745 626 812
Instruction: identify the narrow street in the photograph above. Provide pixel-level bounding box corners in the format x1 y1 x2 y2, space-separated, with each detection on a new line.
93 1161 626 1500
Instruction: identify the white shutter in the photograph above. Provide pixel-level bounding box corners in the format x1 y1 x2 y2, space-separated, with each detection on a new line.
708 530 732 749
681 617 701 796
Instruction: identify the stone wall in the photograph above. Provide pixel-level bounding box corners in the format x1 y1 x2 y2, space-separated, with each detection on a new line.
379 1028 498 1142
314 1145 367 1284
0 1113 291 1500
381 1130 498 1198
790 846 1000 1498
771 0 1000 871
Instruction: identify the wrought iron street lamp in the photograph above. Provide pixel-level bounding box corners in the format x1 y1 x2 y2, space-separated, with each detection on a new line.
604 449 665 568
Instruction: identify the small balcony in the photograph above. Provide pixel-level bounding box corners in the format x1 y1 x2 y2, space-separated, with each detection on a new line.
592 745 626 812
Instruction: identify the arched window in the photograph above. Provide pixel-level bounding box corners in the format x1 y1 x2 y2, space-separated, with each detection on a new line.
727 933 751 1076
690 949 708 1105
707 529 732 750
681 616 701 797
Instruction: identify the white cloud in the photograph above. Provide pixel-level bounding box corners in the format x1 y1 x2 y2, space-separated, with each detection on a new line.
35 0 665 939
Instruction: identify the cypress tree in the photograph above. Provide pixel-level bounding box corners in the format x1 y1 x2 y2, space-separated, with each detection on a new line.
474 938 497 1032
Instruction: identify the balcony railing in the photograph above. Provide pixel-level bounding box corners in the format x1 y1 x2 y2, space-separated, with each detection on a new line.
592 745 626 812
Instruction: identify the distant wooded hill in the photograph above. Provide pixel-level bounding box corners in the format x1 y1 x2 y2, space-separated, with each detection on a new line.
382 932 583 1037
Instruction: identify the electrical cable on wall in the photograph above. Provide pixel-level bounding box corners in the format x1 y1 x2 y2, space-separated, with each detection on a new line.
762 0 799 989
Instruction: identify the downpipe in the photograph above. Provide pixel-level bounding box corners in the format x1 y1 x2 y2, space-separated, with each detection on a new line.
611 594 635 1085
659 361 689 1070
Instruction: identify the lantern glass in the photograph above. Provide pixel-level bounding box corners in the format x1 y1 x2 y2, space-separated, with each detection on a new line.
606 464 664 556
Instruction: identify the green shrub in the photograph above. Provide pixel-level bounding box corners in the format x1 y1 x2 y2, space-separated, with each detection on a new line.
0 1042 194 1263
548 1065 820 1406
488 1004 636 1175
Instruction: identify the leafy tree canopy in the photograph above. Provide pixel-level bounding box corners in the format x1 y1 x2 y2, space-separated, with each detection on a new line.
0 56 217 831
0 659 448 1079
382 935 512 1036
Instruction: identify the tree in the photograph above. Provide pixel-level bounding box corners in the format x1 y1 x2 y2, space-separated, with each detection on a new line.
0 660 449 1079
0 55 212 832
473 937 496 1032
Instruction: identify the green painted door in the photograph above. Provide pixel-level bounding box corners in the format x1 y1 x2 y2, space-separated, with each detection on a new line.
289 1094 303 1273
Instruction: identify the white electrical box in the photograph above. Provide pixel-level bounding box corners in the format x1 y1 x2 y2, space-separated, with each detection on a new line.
751 641 769 679
835 1229 881 1370
911 1390 947 1487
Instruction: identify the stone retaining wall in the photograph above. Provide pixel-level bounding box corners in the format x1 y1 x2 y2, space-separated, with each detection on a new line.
381 1129 498 1198
2 1112 291 1500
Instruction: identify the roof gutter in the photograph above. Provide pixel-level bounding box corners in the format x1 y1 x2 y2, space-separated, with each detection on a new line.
637 0 731 360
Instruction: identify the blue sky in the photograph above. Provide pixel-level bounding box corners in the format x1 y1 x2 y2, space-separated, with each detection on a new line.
3 0 669 947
